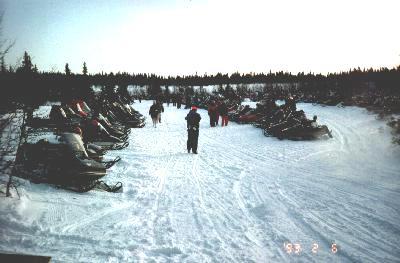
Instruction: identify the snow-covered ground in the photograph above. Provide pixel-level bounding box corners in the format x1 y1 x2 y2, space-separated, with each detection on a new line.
1 101 400 262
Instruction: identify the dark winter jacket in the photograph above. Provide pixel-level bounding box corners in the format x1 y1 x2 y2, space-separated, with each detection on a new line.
218 103 228 116
149 103 164 118
208 104 218 116
157 103 164 113
149 104 160 118
185 110 201 129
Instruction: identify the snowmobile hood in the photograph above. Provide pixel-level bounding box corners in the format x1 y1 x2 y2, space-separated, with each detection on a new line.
59 132 89 158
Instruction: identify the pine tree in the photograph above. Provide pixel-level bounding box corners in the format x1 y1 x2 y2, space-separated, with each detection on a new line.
16 51 34 74
65 63 71 75
22 51 33 72
82 62 88 75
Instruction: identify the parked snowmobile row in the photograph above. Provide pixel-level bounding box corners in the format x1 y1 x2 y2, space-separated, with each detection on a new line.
13 96 145 192
229 98 332 140
191 94 332 140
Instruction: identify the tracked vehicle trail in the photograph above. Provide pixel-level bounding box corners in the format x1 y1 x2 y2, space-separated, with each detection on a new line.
1 101 399 262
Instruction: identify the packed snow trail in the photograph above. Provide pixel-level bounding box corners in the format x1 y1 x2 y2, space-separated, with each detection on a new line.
1 100 400 262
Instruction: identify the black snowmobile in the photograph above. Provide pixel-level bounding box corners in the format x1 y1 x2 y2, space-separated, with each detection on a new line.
272 124 333 140
263 113 333 140
13 130 120 192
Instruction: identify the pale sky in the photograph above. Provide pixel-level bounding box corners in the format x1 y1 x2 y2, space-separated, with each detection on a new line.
1 0 399 76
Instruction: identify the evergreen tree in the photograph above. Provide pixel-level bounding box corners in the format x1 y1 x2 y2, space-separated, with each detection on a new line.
65 63 71 75
83 62 88 75
21 51 33 72
15 51 34 74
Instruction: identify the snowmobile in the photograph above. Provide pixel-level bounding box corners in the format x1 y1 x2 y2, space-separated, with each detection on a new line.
26 105 80 128
277 124 332 140
80 120 130 151
228 105 253 122
13 130 109 191
264 118 332 140
233 104 266 124
103 102 146 128
237 112 264 123
27 105 130 150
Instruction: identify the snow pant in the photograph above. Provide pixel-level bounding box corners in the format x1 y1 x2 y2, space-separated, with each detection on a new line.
209 113 217 127
187 128 199 153
151 116 158 127
157 113 161 123
177 102 181 109
209 116 215 127
216 114 220 126
221 115 229 126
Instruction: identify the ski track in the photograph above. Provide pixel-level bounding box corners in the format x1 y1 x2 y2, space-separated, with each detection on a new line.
1 101 400 262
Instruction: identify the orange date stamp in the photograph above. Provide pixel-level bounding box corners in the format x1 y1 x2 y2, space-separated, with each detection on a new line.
283 242 338 254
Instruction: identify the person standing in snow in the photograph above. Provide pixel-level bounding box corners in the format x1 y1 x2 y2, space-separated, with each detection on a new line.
185 106 201 154
156 100 164 123
176 94 182 109
208 101 218 127
149 101 160 127
218 100 229 126
172 94 176 106
185 95 192 109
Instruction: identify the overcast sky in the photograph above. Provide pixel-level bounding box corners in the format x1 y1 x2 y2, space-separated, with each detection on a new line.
1 0 399 76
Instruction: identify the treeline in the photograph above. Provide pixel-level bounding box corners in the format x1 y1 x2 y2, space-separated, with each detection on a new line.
1 51 399 110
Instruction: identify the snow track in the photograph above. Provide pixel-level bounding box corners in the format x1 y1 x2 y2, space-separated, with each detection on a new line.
1 101 400 262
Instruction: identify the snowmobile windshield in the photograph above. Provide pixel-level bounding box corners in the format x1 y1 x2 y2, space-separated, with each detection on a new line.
60 132 89 158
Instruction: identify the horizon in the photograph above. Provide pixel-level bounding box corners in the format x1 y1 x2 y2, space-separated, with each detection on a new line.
1 0 400 76
12 61 400 78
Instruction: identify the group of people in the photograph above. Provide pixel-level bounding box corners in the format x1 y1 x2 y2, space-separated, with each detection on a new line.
207 100 229 127
164 93 183 109
148 98 233 154
187 99 231 154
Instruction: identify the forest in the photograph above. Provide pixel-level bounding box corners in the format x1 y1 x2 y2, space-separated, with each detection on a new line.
0 51 399 111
